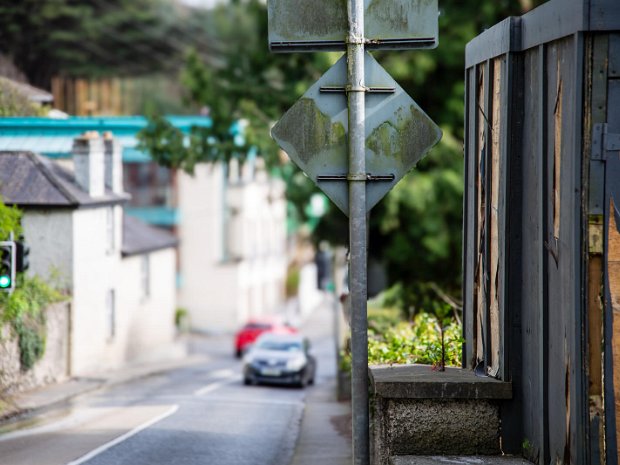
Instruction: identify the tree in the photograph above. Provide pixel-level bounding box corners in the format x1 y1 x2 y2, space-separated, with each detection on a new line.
0 0 214 87
139 0 545 315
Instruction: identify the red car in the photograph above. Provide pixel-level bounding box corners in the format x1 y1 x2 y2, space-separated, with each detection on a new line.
234 318 297 358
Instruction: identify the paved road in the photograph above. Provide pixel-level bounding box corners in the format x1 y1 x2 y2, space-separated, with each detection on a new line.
0 302 337 465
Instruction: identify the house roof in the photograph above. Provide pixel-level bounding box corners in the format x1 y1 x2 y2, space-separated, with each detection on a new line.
0 151 128 208
122 214 178 257
0 77 54 103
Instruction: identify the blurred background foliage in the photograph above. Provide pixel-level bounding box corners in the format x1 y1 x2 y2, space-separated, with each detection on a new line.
0 0 545 317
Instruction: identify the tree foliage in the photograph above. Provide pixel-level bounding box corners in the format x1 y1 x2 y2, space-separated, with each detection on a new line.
0 196 22 241
139 0 545 313
0 0 213 87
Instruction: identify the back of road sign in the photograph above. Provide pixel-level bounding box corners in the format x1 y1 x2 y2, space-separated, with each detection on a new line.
271 52 442 216
268 0 438 52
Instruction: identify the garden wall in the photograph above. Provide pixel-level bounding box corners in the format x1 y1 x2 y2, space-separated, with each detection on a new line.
0 302 70 395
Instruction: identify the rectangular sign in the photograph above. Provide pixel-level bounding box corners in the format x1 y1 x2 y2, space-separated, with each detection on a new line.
268 0 438 52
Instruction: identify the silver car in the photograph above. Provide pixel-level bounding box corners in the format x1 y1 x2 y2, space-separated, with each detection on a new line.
243 333 316 387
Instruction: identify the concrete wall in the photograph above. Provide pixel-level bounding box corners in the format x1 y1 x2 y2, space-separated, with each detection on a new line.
119 248 177 363
71 205 122 374
22 210 73 289
177 163 229 332
0 302 70 394
178 163 288 333
22 204 179 376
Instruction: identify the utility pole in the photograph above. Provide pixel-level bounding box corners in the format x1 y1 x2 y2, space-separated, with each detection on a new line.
346 0 369 462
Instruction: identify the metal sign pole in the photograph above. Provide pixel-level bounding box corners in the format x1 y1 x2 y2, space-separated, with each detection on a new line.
346 0 369 464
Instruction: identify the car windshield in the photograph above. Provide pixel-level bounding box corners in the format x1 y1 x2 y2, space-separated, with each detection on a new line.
245 323 272 330
256 340 302 352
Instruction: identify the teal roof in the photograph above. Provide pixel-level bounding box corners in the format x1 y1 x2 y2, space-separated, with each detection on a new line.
0 116 211 162
124 207 180 227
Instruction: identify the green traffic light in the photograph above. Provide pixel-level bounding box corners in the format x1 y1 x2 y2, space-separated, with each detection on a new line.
0 275 11 288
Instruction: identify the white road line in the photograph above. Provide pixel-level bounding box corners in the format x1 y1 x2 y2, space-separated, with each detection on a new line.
193 373 239 396
203 397 305 407
65 405 179 465
208 368 235 379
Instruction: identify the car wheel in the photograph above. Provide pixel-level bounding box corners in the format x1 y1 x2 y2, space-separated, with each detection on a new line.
308 377 315 385
235 348 242 358
244 377 251 386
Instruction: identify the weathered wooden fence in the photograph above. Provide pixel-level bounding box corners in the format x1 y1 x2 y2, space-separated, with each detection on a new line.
463 0 620 463
51 75 183 116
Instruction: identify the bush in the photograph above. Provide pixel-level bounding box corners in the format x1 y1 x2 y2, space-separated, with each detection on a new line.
0 274 64 371
368 312 463 367
339 309 463 371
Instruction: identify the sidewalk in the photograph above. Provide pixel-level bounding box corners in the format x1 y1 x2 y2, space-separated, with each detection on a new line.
292 296 352 465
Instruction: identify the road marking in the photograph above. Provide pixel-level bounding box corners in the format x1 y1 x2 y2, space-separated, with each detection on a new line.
65 405 178 465
208 368 235 379
194 372 239 396
205 397 305 407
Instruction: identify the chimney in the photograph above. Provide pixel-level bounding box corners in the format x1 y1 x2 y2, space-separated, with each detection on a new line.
72 131 105 197
103 131 123 194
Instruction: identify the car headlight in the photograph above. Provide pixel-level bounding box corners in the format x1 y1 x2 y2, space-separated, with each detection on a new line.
286 356 306 371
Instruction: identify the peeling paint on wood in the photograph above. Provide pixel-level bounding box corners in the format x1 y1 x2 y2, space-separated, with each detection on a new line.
489 57 502 378
589 255 604 398
553 59 563 241
609 198 620 459
475 64 486 364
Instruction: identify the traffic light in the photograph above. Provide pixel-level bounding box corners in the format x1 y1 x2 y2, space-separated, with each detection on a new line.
16 238 30 273
0 241 15 292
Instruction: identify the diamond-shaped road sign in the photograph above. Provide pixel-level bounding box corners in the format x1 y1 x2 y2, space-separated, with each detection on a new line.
271 52 442 215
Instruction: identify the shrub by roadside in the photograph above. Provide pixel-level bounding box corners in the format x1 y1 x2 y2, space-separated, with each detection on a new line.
340 308 463 371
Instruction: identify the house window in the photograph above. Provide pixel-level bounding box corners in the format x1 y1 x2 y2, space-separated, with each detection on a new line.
141 255 150 299
106 289 116 341
106 207 115 254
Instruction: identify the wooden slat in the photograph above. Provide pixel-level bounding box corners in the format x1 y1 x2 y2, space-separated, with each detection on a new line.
476 64 486 363
489 56 502 377
464 66 477 368
520 45 546 463
605 77 620 465
610 199 620 461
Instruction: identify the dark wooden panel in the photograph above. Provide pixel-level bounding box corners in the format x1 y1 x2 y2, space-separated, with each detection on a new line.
520 45 546 464
464 66 478 369
500 49 526 454
610 34 620 78
520 0 586 51
588 34 609 465
590 0 620 32
570 33 587 465
465 17 520 69
544 37 571 465
483 59 493 372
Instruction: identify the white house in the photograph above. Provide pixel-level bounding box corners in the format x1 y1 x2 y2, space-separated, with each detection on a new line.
177 157 288 333
0 133 179 375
